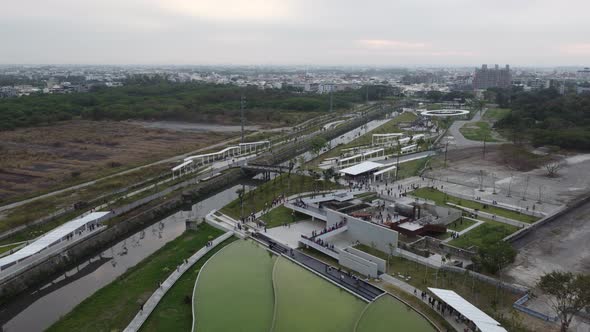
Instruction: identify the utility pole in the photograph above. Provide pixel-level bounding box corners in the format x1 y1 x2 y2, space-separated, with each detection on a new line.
329 90 333 112
444 142 449 168
507 175 513 197
240 94 246 143
482 135 487 159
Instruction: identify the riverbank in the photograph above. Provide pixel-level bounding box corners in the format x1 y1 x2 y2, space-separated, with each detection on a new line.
47 223 226 332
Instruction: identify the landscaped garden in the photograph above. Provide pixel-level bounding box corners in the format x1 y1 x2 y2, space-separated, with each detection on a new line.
220 174 341 219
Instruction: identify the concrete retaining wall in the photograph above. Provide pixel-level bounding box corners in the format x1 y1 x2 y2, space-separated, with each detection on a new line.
505 194 590 243
339 250 378 278
344 246 387 272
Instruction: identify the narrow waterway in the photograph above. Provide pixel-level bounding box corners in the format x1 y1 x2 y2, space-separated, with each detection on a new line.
0 182 257 332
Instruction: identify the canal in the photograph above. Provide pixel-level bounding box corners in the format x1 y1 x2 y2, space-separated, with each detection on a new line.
0 182 257 332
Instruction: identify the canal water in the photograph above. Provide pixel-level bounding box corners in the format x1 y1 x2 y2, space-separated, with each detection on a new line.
0 182 257 332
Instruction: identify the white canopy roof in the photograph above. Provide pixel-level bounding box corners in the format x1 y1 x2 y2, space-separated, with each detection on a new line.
0 212 110 269
340 161 382 176
428 288 507 332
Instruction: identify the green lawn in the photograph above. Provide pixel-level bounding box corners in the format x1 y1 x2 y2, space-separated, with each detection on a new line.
260 206 309 228
446 217 476 232
220 174 341 219
448 218 518 249
272 257 366 332
396 157 430 180
411 188 539 223
483 108 511 121
355 294 435 332
139 236 236 332
194 240 276 332
0 243 22 255
47 224 225 332
459 121 499 142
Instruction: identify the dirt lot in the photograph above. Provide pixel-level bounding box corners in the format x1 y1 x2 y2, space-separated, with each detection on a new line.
0 120 236 202
506 200 590 287
426 146 590 207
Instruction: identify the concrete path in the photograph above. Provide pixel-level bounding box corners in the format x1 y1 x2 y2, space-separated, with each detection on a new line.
442 218 485 243
447 109 501 148
123 231 233 332
445 203 530 228
380 273 467 332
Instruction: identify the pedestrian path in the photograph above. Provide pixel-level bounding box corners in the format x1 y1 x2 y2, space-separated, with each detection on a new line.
445 203 529 228
123 231 234 332
380 273 465 332
442 218 484 243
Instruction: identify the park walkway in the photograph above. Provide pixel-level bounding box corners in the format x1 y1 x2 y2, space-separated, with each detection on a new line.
380 273 466 332
123 231 234 332
442 218 485 243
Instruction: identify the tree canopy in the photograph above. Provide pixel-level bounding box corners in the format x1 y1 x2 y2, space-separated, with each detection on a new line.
0 82 369 130
495 89 590 150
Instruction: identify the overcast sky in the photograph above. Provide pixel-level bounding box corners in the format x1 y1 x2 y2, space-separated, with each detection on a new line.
1 0 589 66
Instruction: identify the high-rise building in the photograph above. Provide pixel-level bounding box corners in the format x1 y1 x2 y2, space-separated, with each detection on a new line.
472 64 512 90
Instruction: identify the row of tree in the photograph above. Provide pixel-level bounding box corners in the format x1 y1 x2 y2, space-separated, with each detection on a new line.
494 88 590 150
0 81 377 130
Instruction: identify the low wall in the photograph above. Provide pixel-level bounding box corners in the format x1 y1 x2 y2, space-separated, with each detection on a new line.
326 209 398 254
339 250 378 278
505 194 590 243
441 265 527 294
411 236 477 261
344 246 387 272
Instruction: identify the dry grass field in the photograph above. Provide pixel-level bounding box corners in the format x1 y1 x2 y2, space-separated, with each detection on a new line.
0 120 236 202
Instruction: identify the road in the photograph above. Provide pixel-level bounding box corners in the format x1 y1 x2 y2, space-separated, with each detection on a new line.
446 109 500 148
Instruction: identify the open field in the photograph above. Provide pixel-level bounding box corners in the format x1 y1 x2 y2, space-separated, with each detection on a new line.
272 257 366 332
355 294 435 332
46 224 225 332
448 218 518 249
459 121 500 142
425 146 590 207
483 108 511 121
505 199 590 288
0 120 235 203
260 206 309 228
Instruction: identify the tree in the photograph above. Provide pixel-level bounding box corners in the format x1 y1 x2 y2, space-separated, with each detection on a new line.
545 159 565 178
236 187 245 220
472 242 516 275
538 271 590 332
310 136 327 158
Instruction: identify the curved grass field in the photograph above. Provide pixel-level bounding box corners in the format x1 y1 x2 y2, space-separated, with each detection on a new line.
193 240 276 332
272 257 366 332
355 294 436 332
193 240 436 332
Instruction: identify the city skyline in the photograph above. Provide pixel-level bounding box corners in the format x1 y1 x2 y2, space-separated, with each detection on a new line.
1 0 590 66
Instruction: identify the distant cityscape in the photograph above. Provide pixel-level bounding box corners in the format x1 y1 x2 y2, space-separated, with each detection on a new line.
1 65 590 99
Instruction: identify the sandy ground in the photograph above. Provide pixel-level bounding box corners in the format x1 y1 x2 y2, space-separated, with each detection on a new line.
131 121 261 132
0 120 236 201
506 199 590 287
426 147 590 207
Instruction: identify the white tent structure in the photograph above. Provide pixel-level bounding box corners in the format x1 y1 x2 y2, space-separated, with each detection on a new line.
428 287 507 332
0 212 111 271
339 161 383 177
